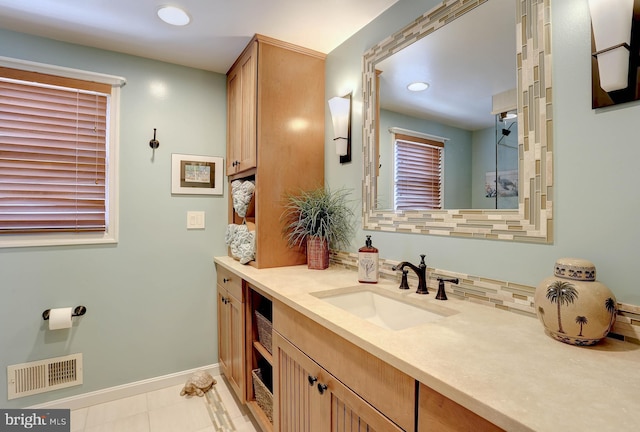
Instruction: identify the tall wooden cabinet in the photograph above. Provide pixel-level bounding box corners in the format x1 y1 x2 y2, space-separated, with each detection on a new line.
226 34 326 269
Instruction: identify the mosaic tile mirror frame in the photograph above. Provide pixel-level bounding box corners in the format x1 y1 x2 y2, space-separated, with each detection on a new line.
362 0 553 243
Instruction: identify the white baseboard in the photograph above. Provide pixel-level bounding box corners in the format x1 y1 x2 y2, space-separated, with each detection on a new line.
29 363 221 411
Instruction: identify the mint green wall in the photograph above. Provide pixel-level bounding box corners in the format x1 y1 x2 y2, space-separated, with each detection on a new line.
471 126 495 209
326 0 640 305
0 30 228 407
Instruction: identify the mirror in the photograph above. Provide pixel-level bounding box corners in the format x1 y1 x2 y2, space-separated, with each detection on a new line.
362 0 553 243
375 0 517 210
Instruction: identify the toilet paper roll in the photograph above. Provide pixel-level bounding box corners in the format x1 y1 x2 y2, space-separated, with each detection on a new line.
48 307 73 330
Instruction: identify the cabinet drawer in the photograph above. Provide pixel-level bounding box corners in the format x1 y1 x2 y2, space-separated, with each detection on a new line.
273 300 415 431
216 265 243 300
418 383 504 432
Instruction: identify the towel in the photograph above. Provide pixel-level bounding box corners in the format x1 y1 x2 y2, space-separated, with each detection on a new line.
231 180 255 218
225 223 255 264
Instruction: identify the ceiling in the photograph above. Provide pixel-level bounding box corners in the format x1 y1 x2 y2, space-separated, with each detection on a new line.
376 0 517 131
0 0 399 74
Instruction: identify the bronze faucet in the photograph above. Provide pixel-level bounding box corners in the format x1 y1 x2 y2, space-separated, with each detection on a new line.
392 254 428 294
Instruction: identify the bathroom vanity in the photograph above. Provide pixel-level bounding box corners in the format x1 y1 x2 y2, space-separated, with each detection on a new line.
214 256 640 431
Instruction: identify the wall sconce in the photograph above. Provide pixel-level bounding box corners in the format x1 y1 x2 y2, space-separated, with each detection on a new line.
328 93 352 164
588 0 635 93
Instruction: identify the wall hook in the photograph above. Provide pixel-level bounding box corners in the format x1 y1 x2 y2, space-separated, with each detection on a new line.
149 128 160 149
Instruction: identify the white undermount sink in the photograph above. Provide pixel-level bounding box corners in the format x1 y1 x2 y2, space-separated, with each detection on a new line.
312 285 458 331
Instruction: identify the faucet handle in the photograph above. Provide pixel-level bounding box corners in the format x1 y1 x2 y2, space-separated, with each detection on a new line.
399 270 410 290
436 277 459 301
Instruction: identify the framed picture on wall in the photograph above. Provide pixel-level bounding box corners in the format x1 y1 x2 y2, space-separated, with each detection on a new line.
171 154 223 195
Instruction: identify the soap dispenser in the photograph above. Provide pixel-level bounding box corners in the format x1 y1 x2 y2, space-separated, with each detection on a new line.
358 235 379 283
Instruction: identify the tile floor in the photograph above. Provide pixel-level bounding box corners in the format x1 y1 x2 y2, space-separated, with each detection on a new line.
70 375 259 432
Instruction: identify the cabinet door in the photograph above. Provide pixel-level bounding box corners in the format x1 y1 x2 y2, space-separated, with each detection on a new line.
228 292 245 400
274 332 403 432
217 287 245 402
226 66 241 174
217 287 231 377
226 41 257 175
418 383 504 432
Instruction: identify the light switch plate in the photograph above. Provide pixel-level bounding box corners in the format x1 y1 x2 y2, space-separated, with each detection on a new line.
187 211 205 229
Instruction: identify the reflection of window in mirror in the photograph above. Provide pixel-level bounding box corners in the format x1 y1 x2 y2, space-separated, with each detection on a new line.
391 130 445 211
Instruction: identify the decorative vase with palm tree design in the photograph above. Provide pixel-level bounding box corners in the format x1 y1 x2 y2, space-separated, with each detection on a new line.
534 258 617 346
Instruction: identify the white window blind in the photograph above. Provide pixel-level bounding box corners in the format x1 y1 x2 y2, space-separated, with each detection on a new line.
394 133 444 210
0 67 111 234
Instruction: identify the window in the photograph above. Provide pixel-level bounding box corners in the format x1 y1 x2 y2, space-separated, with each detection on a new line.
0 58 125 248
393 132 444 210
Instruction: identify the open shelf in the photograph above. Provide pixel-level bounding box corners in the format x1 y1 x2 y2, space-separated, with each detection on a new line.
253 341 273 365
246 284 273 431
246 401 273 432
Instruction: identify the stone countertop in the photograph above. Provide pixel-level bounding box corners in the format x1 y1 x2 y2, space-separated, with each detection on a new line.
214 256 640 432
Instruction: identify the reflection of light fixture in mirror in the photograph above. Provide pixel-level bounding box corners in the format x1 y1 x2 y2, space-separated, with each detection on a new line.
588 0 634 92
407 82 429 92
328 93 352 164
157 6 191 26
499 111 517 122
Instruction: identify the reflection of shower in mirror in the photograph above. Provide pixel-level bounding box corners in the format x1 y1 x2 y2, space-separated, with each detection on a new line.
492 110 518 209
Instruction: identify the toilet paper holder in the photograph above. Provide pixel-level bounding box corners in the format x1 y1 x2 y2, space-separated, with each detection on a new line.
42 306 87 321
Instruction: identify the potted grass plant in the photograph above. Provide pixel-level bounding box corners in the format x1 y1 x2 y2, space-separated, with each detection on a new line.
282 186 354 269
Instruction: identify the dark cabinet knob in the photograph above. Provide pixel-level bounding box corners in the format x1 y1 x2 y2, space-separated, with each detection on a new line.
223 278 230 283
317 383 328 394
307 376 317 386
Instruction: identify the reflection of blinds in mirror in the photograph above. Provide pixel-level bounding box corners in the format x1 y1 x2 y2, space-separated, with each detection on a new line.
393 133 444 211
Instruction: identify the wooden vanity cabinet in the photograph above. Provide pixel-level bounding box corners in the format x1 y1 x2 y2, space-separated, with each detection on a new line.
216 265 245 402
273 301 415 432
225 34 326 269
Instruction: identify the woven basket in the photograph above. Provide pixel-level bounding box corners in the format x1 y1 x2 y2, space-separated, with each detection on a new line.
255 311 272 354
307 236 329 269
251 369 273 422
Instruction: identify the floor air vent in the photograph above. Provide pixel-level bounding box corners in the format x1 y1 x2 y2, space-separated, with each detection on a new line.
7 353 83 400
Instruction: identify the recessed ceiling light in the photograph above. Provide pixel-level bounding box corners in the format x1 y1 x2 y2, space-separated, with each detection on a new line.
407 82 429 92
157 6 191 26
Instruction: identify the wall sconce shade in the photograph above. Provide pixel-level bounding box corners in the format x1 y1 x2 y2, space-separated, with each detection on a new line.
588 0 634 92
328 93 352 163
